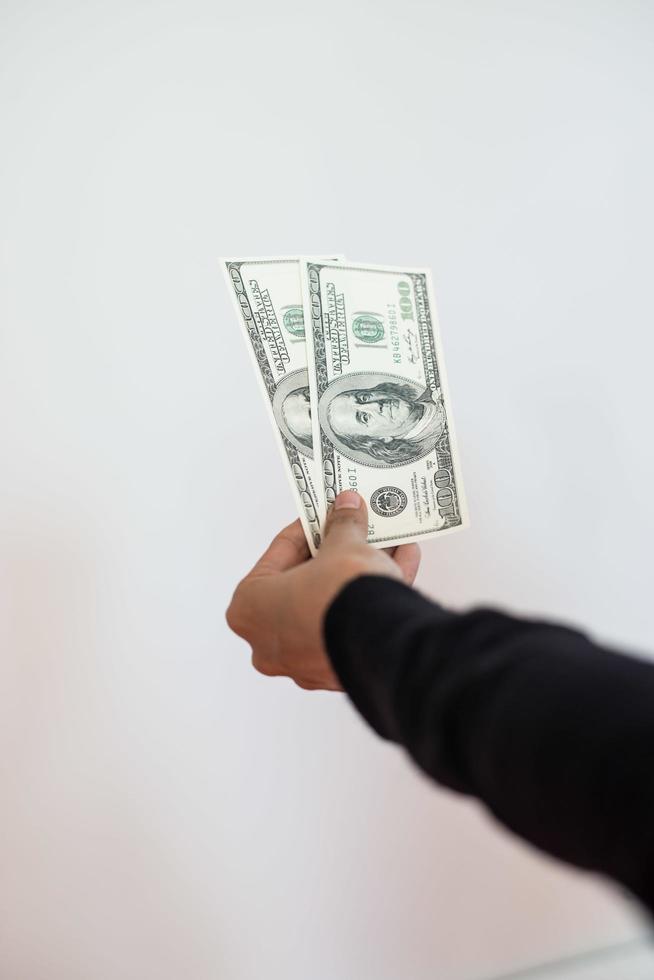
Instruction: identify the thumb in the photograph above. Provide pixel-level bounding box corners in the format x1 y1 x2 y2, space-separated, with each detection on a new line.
323 491 369 549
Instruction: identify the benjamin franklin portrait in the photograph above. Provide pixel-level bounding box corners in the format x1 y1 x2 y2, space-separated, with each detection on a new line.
272 368 314 459
318 371 446 467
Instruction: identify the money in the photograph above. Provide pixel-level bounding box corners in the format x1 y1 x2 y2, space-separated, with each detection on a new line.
302 260 467 547
222 257 331 553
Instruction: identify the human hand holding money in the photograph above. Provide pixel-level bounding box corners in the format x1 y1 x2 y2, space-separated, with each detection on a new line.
226 491 421 691
223 256 467 551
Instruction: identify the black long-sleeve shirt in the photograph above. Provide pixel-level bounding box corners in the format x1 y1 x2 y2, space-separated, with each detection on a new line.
324 576 654 914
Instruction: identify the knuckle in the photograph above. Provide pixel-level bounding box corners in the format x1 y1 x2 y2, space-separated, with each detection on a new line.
225 601 238 634
251 653 281 677
277 530 306 561
225 585 246 637
294 678 318 691
328 509 358 529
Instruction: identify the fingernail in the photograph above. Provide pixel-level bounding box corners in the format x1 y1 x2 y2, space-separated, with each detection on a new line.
334 490 362 510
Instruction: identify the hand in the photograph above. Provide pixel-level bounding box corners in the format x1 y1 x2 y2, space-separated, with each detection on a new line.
226 491 421 691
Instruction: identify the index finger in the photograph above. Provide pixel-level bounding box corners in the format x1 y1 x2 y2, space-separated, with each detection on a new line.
248 519 311 579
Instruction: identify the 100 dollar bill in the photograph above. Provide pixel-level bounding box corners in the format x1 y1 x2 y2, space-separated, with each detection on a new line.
302 260 467 547
223 257 330 553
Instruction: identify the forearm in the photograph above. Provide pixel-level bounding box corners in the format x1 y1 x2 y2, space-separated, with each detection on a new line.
324 576 654 912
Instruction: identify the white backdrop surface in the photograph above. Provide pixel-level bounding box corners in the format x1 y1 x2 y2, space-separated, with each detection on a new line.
1 2 653 978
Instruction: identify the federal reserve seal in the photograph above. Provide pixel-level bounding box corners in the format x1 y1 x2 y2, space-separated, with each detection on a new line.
282 306 305 337
352 313 384 344
370 486 408 518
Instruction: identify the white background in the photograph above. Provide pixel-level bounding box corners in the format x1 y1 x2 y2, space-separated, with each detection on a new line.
1 2 653 978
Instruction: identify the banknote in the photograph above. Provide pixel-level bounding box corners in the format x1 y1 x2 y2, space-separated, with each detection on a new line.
223 257 338 553
302 260 467 547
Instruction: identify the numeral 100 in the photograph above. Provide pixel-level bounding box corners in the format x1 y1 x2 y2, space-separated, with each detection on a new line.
398 280 414 321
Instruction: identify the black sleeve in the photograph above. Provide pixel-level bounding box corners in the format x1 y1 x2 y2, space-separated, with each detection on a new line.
323 576 654 914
